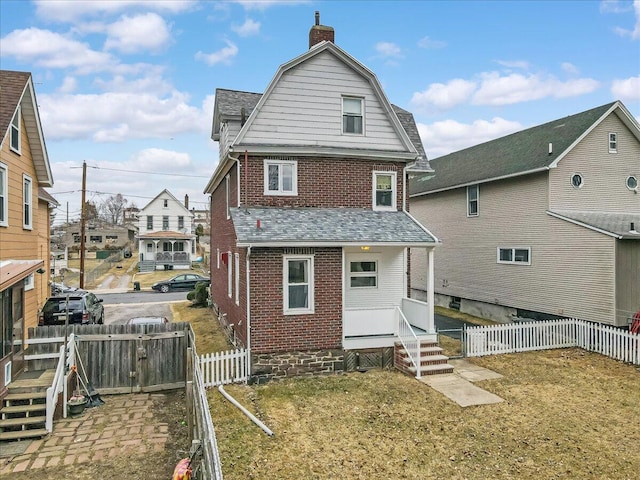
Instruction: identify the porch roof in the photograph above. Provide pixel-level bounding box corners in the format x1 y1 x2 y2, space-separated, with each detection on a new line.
547 210 640 239
230 207 438 247
0 259 44 292
138 230 195 240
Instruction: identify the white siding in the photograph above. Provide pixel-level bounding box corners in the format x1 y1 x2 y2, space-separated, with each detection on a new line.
344 247 404 310
549 113 640 213
410 173 618 325
138 192 193 233
240 51 407 152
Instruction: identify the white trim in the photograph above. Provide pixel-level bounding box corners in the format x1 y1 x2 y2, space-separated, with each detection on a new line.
237 240 437 248
608 132 617 153
4 362 11 387
283 254 314 315
626 176 638 191
342 96 364 135
234 253 240 306
216 248 220 269
546 211 623 239
466 184 479 217
0 162 7 226
348 259 378 289
263 159 298 196
225 174 230 220
227 251 232 298
571 173 584 189
497 247 531 265
23 174 33 230
24 273 35 291
373 171 397 211
10 106 21 154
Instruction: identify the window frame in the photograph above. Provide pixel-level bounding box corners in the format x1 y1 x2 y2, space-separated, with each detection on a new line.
626 176 638 191
162 215 169 230
234 253 240 306
178 216 184 230
342 96 364 135
349 260 378 289
163 199 168 208
146 216 153 230
23 174 32 230
372 171 397 211
283 254 314 315
24 273 34 291
608 132 617 153
10 106 21 154
263 160 298 196
0 162 7 227
467 184 479 217
225 174 230 220
497 247 531 266
571 173 584 189
227 251 232 298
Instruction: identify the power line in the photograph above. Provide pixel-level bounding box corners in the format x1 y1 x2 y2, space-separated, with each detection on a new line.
75 165 210 178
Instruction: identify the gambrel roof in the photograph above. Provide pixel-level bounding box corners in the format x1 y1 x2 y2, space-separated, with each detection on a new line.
230 207 438 247
410 101 640 196
0 70 53 186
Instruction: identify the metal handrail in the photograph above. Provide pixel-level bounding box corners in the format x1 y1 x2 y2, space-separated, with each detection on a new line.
396 306 421 379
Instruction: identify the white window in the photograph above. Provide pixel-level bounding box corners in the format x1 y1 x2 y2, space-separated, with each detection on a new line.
23 175 32 229
227 251 232 298
0 163 7 226
609 133 617 153
24 273 34 291
10 107 21 153
178 216 184 230
264 160 297 196
163 199 168 208
225 174 230 219
283 255 314 315
497 247 531 265
162 216 169 230
147 216 153 230
373 171 397 211
467 184 479 217
349 261 377 288
342 97 363 134
234 253 240 306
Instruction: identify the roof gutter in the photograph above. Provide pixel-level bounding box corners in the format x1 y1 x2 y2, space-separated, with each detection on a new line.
235 240 437 248
546 211 623 239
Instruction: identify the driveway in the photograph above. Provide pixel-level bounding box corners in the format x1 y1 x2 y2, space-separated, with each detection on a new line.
435 313 476 339
93 291 187 325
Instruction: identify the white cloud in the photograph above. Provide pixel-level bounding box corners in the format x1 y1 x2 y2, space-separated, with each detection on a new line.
417 36 446 49
231 18 261 37
59 76 78 93
93 71 172 95
104 13 172 54
418 117 524 158
233 0 309 11
411 79 477 111
133 148 193 171
34 0 195 23
495 60 531 70
612 0 640 39
195 40 239 66
375 42 403 59
561 62 579 74
0 28 115 73
38 89 210 142
612 75 640 100
600 0 632 13
472 72 600 106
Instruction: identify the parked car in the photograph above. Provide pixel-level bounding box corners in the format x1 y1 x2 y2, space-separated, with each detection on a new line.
39 291 105 326
50 282 80 295
151 274 210 293
127 316 169 325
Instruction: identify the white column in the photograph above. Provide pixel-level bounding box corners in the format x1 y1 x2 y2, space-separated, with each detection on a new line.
427 248 435 334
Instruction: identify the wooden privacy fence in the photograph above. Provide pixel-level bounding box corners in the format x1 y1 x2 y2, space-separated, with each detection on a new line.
199 348 248 387
27 323 191 393
466 318 640 365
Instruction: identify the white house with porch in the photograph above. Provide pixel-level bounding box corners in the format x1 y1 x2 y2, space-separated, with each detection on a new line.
136 190 196 271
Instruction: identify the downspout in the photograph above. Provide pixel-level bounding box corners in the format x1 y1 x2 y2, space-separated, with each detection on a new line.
246 245 252 380
244 150 249 208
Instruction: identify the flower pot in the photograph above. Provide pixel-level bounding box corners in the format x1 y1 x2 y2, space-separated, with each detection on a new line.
67 397 88 417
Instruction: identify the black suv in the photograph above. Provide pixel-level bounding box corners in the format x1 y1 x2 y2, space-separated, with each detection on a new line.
39 291 105 326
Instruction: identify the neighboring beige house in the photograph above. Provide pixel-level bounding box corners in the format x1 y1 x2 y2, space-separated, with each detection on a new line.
137 189 195 271
56 221 135 250
410 101 640 327
0 70 57 391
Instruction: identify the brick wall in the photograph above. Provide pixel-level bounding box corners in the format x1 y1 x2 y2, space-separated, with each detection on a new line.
249 247 343 353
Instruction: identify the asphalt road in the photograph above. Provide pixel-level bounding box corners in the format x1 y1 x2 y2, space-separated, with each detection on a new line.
97 291 188 325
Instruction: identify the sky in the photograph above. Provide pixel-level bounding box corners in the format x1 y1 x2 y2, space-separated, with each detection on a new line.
1 0 639 226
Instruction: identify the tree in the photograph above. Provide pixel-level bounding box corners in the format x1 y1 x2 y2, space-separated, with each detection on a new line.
100 193 128 225
84 201 99 221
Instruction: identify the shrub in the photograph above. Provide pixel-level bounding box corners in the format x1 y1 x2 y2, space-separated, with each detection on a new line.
190 282 209 307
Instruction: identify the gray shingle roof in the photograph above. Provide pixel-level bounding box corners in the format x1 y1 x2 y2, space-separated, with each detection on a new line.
410 102 617 195
231 207 437 245
214 89 429 167
0 70 30 138
548 210 640 239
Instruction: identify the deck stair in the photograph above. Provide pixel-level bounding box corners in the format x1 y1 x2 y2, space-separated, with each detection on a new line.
394 341 454 377
138 260 155 273
0 370 53 442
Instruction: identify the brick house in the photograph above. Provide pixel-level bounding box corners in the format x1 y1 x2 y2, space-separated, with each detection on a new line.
204 15 440 382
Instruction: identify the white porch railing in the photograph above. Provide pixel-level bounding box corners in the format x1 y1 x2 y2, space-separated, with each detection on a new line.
401 298 431 333
45 333 75 432
396 306 421 379
199 348 248 387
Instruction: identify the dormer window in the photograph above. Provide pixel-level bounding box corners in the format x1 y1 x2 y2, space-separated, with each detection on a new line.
342 97 363 134
373 171 397 211
609 133 617 153
10 107 21 153
264 160 297 196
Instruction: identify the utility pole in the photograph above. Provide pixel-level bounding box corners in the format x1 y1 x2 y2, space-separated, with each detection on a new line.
79 161 86 289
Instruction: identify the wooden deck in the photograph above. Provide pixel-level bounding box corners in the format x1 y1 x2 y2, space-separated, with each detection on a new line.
8 370 55 391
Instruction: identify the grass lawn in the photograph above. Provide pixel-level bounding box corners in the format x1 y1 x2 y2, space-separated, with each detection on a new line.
171 302 233 353
206 351 639 480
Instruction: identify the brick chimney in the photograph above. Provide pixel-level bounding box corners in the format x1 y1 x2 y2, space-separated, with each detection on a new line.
309 11 334 48
184 194 189 209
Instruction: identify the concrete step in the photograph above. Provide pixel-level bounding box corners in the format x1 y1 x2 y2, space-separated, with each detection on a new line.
0 428 48 441
0 415 46 428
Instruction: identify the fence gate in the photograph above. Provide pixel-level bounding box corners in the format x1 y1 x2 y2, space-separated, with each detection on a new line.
437 326 466 359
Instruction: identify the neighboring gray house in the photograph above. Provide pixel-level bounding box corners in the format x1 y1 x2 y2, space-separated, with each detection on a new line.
137 189 196 270
410 101 640 327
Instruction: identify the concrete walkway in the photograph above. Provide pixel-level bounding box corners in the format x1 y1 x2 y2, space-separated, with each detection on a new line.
420 359 504 407
0 393 169 474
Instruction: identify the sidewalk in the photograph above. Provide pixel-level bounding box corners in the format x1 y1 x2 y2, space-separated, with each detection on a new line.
0 393 169 474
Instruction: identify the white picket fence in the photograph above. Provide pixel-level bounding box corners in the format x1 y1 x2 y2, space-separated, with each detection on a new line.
466 318 640 365
199 348 249 387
